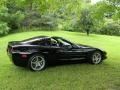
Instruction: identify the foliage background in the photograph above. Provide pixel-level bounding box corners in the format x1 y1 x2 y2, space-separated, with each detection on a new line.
0 1 120 90
0 0 120 36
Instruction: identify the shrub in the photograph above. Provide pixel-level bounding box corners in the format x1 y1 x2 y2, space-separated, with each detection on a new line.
0 6 25 33
62 19 83 32
0 22 10 36
0 7 9 22
100 22 120 36
22 11 58 30
62 21 74 31
0 7 10 36
8 11 25 31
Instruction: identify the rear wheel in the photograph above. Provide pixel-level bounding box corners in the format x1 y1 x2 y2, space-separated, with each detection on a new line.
28 54 46 71
90 51 103 64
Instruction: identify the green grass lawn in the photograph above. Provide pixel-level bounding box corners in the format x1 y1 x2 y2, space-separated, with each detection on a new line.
0 31 120 90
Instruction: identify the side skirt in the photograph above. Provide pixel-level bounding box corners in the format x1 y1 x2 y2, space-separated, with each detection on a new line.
59 58 86 61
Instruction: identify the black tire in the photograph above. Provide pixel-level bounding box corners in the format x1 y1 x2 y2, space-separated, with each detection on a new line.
28 54 46 71
89 51 103 64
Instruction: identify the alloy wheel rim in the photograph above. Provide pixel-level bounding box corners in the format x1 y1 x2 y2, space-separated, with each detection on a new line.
31 56 45 71
92 52 101 64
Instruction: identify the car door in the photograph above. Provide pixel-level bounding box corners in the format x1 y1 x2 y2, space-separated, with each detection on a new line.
56 45 85 60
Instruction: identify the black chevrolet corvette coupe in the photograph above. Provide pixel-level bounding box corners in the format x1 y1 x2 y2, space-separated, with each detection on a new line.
7 36 107 71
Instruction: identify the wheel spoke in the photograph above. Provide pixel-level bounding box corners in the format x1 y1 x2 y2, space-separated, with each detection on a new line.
31 62 37 64
37 62 41 67
35 64 38 69
36 56 39 62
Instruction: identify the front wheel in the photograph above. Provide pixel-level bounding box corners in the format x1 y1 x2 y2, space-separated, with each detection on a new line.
28 54 46 71
90 51 103 64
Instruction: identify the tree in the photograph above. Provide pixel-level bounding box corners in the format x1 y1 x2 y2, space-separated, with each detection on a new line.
0 0 6 7
79 8 93 36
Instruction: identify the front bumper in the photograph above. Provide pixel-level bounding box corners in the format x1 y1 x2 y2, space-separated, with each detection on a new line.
102 51 107 60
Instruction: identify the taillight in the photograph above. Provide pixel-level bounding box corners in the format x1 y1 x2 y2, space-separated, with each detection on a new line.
21 54 27 58
10 47 19 52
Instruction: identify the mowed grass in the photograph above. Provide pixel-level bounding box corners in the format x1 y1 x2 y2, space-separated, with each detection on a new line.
0 31 120 90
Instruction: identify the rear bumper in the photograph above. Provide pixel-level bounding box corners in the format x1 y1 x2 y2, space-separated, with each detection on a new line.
7 52 30 67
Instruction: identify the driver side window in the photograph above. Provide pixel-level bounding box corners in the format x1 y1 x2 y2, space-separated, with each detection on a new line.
51 39 59 46
57 39 72 48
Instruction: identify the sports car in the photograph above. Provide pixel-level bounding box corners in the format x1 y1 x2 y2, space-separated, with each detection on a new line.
7 36 107 71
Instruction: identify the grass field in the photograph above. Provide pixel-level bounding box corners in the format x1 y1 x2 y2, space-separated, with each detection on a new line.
0 31 120 90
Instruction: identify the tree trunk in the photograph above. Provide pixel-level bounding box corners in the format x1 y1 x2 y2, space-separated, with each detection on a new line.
86 29 89 36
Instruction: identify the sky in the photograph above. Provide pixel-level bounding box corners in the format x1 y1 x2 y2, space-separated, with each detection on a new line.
91 0 101 4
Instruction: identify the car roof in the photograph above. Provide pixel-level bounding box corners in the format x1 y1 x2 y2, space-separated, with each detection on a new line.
21 36 50 43
21 36 66 44
51 36 63 39
22 36 49 41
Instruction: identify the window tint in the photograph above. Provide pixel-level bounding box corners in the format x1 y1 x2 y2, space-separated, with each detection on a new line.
51 39 59 46
57 39 71 46
31 39 51 46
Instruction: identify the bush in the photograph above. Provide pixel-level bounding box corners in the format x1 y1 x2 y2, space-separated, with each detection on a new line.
0 7 9 22
0 22 10 36
62 21 74 31
0 6 25 34
21 11 58 30
62 19 83 32
100 22 120 36
8 11 25 31
0 7 10 36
